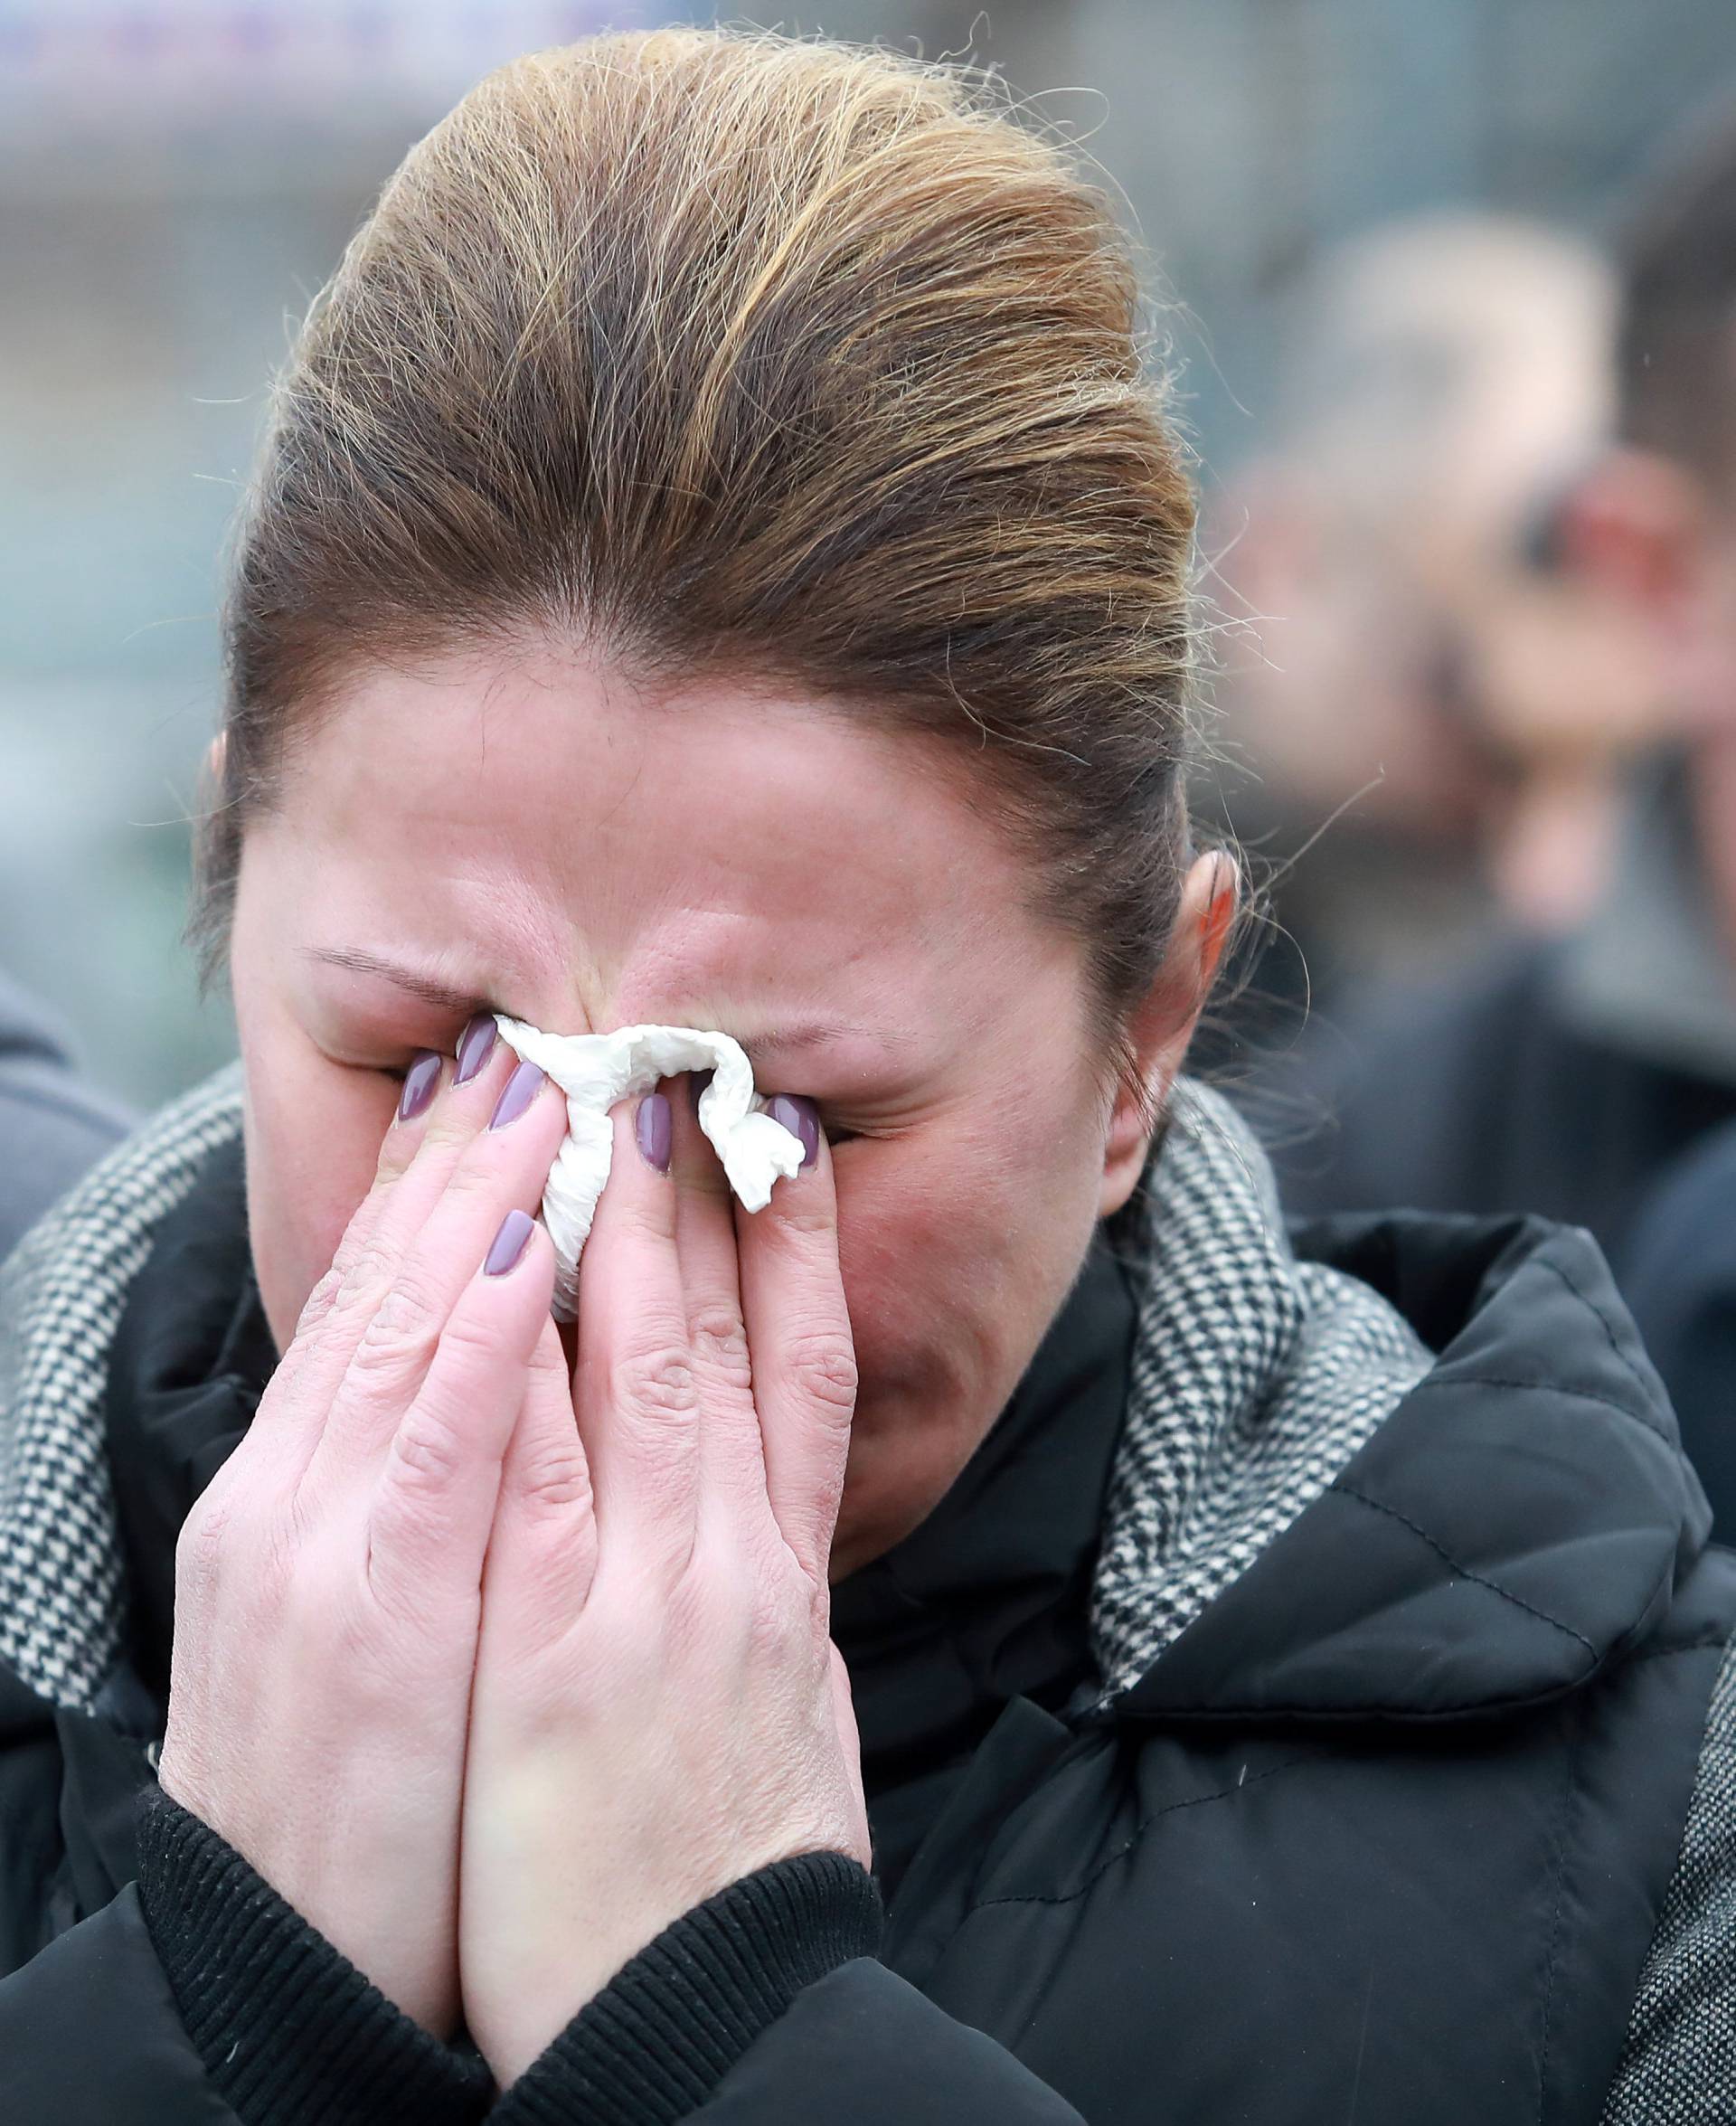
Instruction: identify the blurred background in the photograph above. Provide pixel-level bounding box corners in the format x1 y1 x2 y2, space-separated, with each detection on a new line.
5 0 1736 1110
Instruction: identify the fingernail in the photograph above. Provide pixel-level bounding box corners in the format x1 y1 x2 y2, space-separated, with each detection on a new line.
484 1207 535 1277
455 1012 498 1086
488 1060 544 1130
767 1092 820 1169
636 1091 672 1173
398 1051 441 1121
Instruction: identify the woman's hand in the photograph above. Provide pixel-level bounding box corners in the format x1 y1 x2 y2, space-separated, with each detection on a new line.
156 1033 569 2036
458 1080 871 2085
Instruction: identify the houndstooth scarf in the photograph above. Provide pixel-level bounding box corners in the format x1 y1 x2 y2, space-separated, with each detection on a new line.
0 1067 1430 1716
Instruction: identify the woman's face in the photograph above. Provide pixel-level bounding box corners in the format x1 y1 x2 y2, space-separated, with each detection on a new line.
230 646 1195 1575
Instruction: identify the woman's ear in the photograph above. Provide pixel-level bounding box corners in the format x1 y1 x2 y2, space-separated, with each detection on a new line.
1099 852 1239 1218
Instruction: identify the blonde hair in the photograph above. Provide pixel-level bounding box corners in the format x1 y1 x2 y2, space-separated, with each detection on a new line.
203 27 1200 1033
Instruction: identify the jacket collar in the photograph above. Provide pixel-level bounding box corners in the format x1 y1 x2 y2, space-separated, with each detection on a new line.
1115 1210 1710 1723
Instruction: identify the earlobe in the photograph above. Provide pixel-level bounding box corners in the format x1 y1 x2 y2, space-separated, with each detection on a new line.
1098 852 1240 1218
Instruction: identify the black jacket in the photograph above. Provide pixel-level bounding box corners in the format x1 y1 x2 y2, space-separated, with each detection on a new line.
3 1107 1734 2123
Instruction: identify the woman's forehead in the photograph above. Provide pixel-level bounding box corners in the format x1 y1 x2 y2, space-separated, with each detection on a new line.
304 657 936 873
266 652 1062 1028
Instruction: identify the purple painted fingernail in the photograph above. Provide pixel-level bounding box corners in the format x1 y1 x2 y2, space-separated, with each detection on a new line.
636 1091 672 1173
484 1207 535 1277
488 1060 544 1130
397 1051 441 1121
767 1092 820 1169
455 1012 498 1086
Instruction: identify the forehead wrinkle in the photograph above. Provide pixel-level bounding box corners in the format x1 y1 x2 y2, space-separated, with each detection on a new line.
579 902 932 1085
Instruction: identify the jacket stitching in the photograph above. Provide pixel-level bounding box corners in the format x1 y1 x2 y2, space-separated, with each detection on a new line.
1328 1481 1601 1658
1531 1250 1665 1424
1621 1638 1731 1660
1407 1372 1672 1449
1118 1636 1729 1721
968 1754 1319 1913
1534 1696 1586 2122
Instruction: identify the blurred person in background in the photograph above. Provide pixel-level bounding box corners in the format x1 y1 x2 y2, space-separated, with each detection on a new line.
0 969 128 1262
3 27 1736 2126
1623 1118 1736 1524
1211 213 1646 1039
1269 125 1736 1273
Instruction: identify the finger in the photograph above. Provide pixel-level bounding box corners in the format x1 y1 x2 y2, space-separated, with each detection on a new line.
665 1075 769 1525
236 1044 455 1477
307 1049 566 1491
270 1054 444 1380
479 1311 597 1642
366 1208 560 1610
262 1026 516 1456
571 1093 699 1575
735 1098 857 1583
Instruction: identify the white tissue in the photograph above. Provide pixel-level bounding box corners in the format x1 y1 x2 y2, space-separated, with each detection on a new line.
494 1016 807 1319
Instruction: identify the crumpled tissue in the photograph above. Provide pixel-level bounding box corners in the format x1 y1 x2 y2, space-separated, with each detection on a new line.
494 1016 807 1319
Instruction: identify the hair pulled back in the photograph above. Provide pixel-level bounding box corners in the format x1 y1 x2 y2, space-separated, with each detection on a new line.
203 26 1201 1040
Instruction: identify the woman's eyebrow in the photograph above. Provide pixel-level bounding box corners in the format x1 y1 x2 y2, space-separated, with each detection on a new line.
304 947 483 1016
743 1024 851 1060
742 1020 912 1073
305 950 898 1064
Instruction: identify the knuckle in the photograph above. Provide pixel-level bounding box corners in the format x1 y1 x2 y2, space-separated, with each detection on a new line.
436 1299 514 1372
614 1186 677 1248
326 1234 401 1322
175 1489 237 1593
293 1262 346 1339
250 1509 308 1618
373 1129 415 1183
768 1190 840 1243
177 1481 298 1618
513 1434 592 1519
440 1152 508 1207
419 1107 479 1159
782 1328 859 1420
384 1404 468 1493
347 1270 445 1377
612 1341 699 1422
742 1577 809 1664
686 1302 752 1392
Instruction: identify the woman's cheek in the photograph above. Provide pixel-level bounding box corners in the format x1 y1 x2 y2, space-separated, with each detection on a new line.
835 1145 956 1356
844 1114 1074 1322
830 1124 1101 1575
